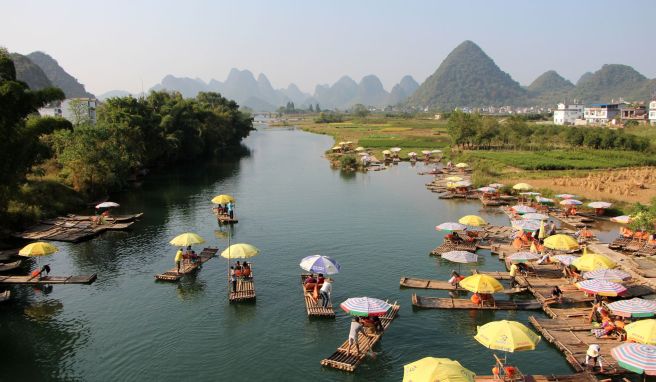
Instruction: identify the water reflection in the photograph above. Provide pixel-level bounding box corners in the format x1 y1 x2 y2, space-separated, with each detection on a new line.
175 275 207 301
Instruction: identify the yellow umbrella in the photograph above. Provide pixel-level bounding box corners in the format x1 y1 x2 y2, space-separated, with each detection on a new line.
403 357 475 382
169 232 205 246
459 274 504 294
446 176 463 182
543 234 579 251
211 194 235 204
355 146 365 152
19 242 58 257
475 320 541 352
458 215 487 226
512 183 533 191
221 243 260 259
572 249 615 271
382 150 391 155
625 319 656 345
455 162 469 168
338 141 347 146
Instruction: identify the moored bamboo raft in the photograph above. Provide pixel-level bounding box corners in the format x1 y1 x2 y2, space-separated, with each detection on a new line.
230 274 256 302
15 214 142 243
400 277 527 294
412 294 542 310
430 241 478 255
300 274 334 317
0 274 97 285
0 260 22 272
155 247 218 281
474 374 596 382
215 212 239 224
320 301 400 372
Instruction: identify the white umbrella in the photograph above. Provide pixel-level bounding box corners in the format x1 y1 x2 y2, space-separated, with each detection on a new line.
511 205 537 214
95 202 120 209
442 250 479 264
552 255 578 266
454 180 472 187
560 199 583 206
521 213 549 221
588 201 612 209
299 255 341 275
508 251 541 263
436 222 467 231
431 149 442 154
489 183 505 188
477 186 497 193
555 194 578 199
421 150 432 155
611 215 632 224
390 147 402 152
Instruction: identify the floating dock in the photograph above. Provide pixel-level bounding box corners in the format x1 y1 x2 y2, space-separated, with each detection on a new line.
229 273 256 302
320 301 399 372
15 213 143 243
155 247 218 282
0 274 97 285
412 294 542 310
300 275 334 318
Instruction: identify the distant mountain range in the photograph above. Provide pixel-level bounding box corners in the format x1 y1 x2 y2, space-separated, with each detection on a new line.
145 70 419 111
10 42 656 111
408 40 656 110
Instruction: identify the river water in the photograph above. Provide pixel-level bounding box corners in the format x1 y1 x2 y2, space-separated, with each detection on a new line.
1 125 576 381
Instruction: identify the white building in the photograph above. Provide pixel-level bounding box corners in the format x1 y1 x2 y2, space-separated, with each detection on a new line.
38 103 62 118
553 102 584 125
61 98 97 125
650 100 656 126
583 103 620 125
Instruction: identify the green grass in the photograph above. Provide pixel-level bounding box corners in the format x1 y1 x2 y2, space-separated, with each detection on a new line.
359 136 450 148
464 149 656 170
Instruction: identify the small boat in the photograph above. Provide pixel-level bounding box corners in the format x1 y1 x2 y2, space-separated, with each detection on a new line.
0 260 22 272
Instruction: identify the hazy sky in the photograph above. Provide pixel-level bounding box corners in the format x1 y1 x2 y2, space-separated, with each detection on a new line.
2 0 654 95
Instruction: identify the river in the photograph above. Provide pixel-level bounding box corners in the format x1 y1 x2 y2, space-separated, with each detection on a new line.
0 125 576 381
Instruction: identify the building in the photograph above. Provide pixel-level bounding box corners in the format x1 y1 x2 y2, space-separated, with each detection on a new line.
553 102 584 125
38 102 62 118
583 103 620 125
650 100 656 126
620 105 647 125
61 98 97 125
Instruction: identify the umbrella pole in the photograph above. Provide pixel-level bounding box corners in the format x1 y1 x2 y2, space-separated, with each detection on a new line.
227 230 231 299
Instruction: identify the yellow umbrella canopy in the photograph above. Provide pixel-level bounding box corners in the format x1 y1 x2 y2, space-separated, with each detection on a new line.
572 249 616 271
512 183 533 191
446 176 463 182
211 194 235 204
403 357 476 382
458 215 487 226
221 243 260 259
459 274 504 294
169 232 205 247
475 320 541 352
382 150 391 155
543 234 579 251
19 242 58 257
625 319 656 345
455 162 469 168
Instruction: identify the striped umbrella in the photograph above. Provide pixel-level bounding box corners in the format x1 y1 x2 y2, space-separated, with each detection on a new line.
583 269 631 282
607 298 656 318
511 205 537 215
555 194 578 199
508 251 541 263
560 199 582 206
576 279 627 296
477 186 497 193
611 343 656 375
436 222 467 232
340 297 391 317
522 213 549 221
299 255 341 275
442 251 479 264
552 255 578 266
511 219 541 232
535 196 554 204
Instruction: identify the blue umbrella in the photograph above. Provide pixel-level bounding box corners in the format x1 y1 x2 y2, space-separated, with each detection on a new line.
299 255 341 275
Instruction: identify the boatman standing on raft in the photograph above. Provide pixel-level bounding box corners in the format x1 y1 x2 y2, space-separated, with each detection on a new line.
175 247 183 273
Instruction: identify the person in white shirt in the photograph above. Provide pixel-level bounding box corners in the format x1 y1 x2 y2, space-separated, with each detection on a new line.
319 278 332 308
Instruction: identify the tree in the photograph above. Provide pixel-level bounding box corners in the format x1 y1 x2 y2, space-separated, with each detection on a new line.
309 104 314 112
67 98 91 126
315 103 321 112
0 48 64 217
352 104 369 118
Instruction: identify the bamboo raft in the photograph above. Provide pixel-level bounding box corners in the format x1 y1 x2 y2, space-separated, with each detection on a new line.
0 290 11 302
229 273 256 302
15 213 143 243
0 274 97 285
0 260 22 272
400 277 527 294
320 301 400 372
529 316 624 375
300 275 334 318
216 213 238 224
430 241 478 255
412 294 542 310
154 247 218 281
474 374 596 382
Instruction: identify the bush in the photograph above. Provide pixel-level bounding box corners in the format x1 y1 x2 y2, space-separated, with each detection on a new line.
339 155 357 169
315 112 344 123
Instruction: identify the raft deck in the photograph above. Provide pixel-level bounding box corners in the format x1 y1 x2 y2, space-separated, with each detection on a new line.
229 273 256 302
0 274 97 285
320 301 400 372
15 213 143 243
300 274 334 318
412 294 542 310
217 214 238 224
155 247 218 282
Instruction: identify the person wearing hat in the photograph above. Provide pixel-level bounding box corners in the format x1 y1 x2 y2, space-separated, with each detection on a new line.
319 277 333 308
585 344 603 372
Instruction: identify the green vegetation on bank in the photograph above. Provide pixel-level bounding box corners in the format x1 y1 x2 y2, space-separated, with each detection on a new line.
0 49 254 232
463 150 656 170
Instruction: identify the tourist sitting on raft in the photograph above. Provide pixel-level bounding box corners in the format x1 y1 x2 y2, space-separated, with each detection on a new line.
543 285 563 304
445 232 463 244
470 292 495 307
563 264 582 281
361 315 383 334
303 273 325 290
564 206 578 217
448 270 465 287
